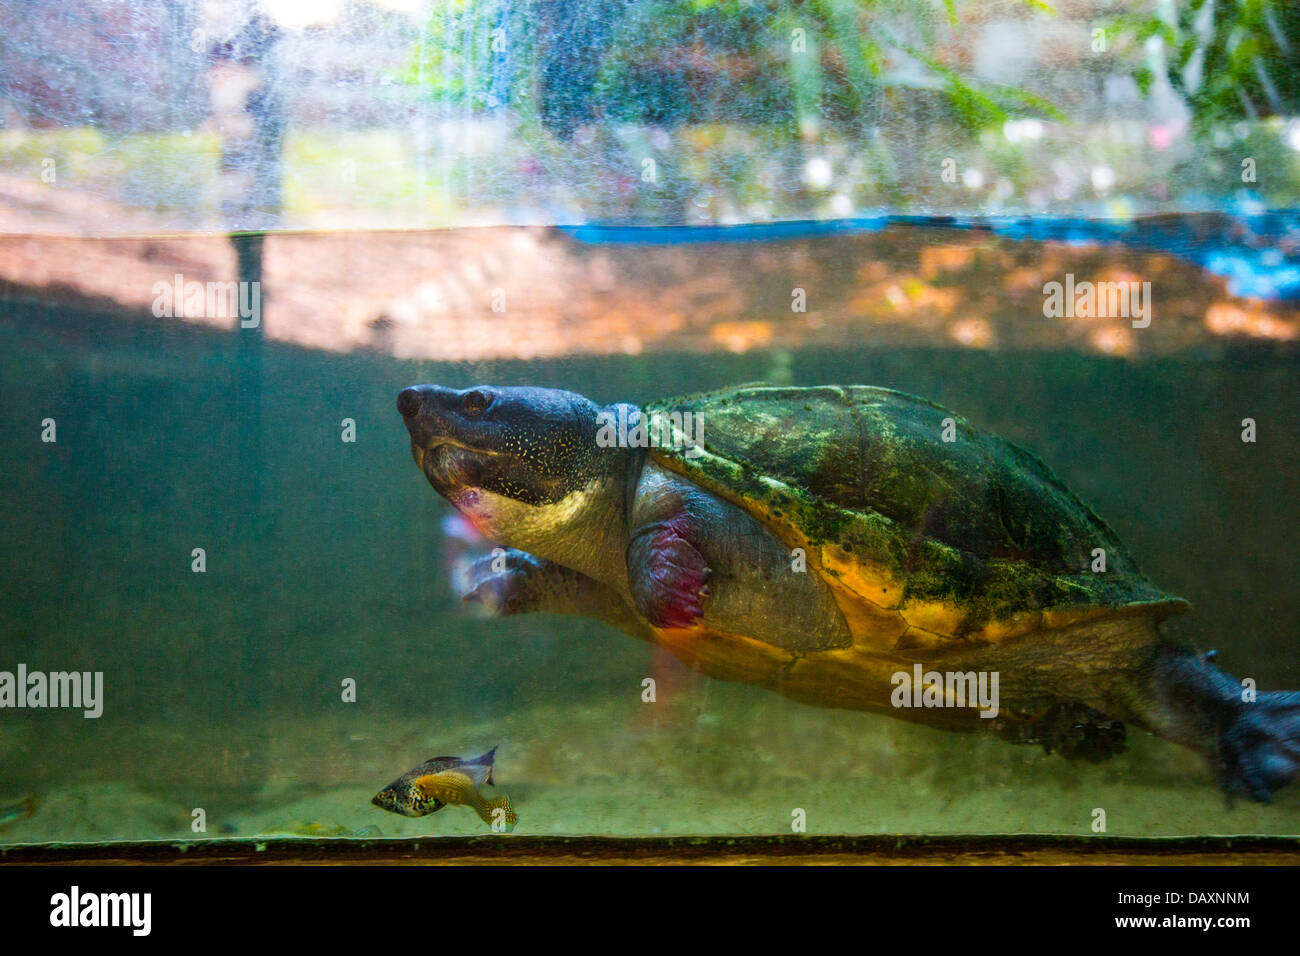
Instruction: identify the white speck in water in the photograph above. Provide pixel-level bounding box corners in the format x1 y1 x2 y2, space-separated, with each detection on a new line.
804 157 832 190
1091 166 1116 192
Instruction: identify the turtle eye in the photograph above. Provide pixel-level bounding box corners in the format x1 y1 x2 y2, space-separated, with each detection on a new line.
462 390 490 417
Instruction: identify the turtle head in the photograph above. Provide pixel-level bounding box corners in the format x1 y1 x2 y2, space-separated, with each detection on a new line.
397 384 626 544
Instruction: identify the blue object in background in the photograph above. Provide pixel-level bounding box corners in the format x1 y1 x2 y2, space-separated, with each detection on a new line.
563 209 1300 303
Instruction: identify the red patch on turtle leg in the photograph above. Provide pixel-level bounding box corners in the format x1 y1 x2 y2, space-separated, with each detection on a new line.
628 513 710 630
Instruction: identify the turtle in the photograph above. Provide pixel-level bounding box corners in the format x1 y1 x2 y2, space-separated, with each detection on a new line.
397 382 1300 802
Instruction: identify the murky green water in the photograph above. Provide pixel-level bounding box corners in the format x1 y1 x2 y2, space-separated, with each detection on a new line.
2 238 1300 844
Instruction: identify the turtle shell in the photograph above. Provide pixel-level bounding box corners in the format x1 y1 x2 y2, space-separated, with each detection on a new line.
645 384 1186 655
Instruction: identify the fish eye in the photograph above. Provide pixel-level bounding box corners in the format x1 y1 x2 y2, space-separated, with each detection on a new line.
462 390 490 417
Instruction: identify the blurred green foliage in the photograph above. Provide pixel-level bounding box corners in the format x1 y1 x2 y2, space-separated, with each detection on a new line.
405 0 510 106
404 0 1063 134
1112 0 1300 128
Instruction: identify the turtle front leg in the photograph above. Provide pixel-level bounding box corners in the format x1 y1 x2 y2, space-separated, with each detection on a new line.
625 463 852 651
461 548 656 642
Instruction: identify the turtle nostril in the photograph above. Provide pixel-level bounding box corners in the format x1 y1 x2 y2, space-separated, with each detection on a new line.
397 387 423 419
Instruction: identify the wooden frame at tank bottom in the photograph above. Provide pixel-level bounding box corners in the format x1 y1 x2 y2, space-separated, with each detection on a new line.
2 834 1298 865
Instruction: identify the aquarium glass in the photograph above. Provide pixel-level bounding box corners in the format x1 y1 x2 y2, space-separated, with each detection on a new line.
1 0 1299 844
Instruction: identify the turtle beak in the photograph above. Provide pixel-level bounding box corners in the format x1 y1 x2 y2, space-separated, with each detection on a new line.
399 386 429 468
399 384 507 497
398 385 439 442
398 384 460 460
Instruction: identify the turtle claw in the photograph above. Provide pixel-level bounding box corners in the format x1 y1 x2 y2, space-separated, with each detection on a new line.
1214 692 1300 804
461 549 546 616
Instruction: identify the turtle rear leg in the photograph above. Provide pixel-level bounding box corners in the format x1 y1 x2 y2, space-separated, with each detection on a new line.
461 548 655 641
1138 645 1300 803
1031 702 1127 764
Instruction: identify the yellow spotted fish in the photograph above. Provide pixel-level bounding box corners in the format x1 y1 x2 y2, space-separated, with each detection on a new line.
372 746 517 832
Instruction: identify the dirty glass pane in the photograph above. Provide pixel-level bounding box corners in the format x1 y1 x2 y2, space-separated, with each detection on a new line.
2 0 1300 861
2 0 1298 232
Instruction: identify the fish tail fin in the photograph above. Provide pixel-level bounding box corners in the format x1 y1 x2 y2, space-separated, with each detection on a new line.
478 794 517 832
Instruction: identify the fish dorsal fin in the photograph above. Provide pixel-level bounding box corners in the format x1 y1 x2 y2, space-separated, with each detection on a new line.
421 755 463 775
